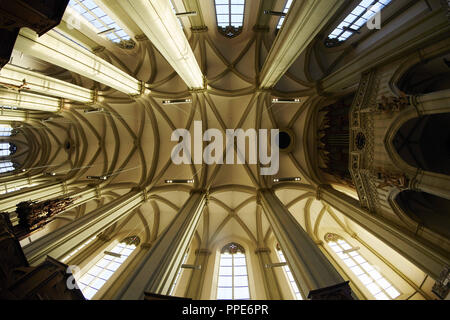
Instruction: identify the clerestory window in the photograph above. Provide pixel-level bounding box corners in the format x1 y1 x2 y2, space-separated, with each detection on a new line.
215 0 245 38
276 244 303 300
326 0 392 47
76 236 140 299
68 0 135 48
217 242 250 300
325 233 400 300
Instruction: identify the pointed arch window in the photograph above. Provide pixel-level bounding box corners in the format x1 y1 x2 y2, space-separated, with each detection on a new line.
217 242 250 300
76 236 140 300
68 0 135 48
276 0 293 30
214 0 245 38
276 244 302 300
325 233 400 300
0 124 13 137
326 0 392 47
0 142 16 157
0 160 15 174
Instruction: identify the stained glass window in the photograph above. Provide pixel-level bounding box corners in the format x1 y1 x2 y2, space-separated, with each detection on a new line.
217 243 250 300
325 233 400 300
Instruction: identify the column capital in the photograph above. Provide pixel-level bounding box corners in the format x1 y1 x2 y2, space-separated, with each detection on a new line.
96 233 111 242
316 184 330 201
191 26 208 33
254 247 271 254
140 242 153 249
195 248 211 256
135 34 149 42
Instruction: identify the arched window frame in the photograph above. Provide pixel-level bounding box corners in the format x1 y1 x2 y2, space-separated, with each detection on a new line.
214 0 245 38
75 235 140 300
325 0 393 48
275 243 303 300
216 242 250 300
68 0 136 49
324 233 401 300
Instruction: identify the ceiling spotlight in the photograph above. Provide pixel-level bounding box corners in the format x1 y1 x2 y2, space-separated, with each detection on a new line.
273 177 301 183
162 99 192 105
87 175 108 180
84 108 105 114
272 98 301 104
165 179 194 184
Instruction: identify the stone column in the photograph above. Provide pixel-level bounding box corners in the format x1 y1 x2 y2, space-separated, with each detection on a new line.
318 185 450 280
259 0 342 88
254 247 283 300
259 189 353 300
0 88 61 112
411 88 450 116
184 248 211 299
22 190 144 265
115 0 203 89
114 191 207 299
0 64 94 103
254 202 282 299
0 181 65 213
14 28 142 96
409 169 450 200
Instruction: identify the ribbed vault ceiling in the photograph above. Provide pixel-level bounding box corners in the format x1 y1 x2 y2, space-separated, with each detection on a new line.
14 0 363 247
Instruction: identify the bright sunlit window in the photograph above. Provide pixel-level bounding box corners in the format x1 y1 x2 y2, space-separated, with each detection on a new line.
276 244 302 300
68 0 132 44
325 233 400 300
0 160 15 174
169 252 188 296
276 0 293 30
217 243 250 300
327 0 392 44
76 236 140 300
0 124 13 137
0 143 15 157
215 0 245 37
